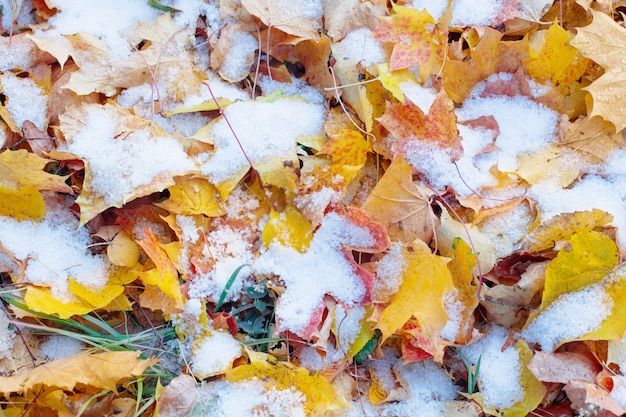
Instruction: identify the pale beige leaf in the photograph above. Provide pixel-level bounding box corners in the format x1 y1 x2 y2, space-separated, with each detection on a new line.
241 0 322 40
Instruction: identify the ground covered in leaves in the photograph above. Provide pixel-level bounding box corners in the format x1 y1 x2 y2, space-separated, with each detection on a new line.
1 0 626 416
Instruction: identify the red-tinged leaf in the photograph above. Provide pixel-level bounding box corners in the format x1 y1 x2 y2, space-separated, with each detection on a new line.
400 318 435 362
378 90 462 159
373 5 446 80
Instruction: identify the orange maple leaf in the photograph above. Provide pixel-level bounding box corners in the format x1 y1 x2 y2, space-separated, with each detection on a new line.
372 4 446 81
377 89 462 159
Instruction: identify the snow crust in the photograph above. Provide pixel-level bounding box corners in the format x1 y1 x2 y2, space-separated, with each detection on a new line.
253 211 374 335
1 71 48 131
191 331 242 378
59 104 196 207
197 98 325 186
192 379 306 417
461 326 524 409
522 280 613 352
0 201 111 301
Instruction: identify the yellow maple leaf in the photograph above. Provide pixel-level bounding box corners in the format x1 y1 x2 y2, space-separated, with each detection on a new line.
69 267 137 310
137 229 184 310
446 238 479 344
24 286 94 319
522 231 626 350
227 350 351 416
373 4 446 81
377 63 420 102
571 10 626 132
522 209 614 252
0 186 44 221
541 230 618 309
375 240 452 354
58 103 197 225
526 23 589 93
157 176 226 217
107 230 141 268
0 351 156 395
262 205 313 253
0 149 72 193
361 155 435 243
516 144 584 187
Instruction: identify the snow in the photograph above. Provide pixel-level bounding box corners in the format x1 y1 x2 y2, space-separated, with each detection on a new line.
1 71 48 131
331 28 386 70
0 199 111 301
191 331 242 378
253 211 374 335
456 74 560 173
400 81 438 111
257 75 325 106
529 175 626 249
408 0 497 26
440 292 466 342
356 349 458 416
41 0 161 59
59 104 196 208
191 379 306 417
185 222 255 303
403 73 559 199
522 280 613 352
461 326 524 410
39 336 84 361
0 314 15 362
216 30 257 82
373 242 405 302
196 97 325 186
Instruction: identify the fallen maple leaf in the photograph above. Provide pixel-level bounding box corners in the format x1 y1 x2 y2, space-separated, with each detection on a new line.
261 205 313 253
377 89 463 159
0 149 73 194
443 27 501 103
227 350 351 416
241 0 323 40
563 115 625 163
30 14 206 101
571 10 626 132
156 176 226 217
361 154 436 243
0 186 44 221
373 4 446 81
522 209 614 252
375 239 453 361
137 228 185 311
526 23 589 93
0 351 156 395
57 103 197 225
155 374 198 417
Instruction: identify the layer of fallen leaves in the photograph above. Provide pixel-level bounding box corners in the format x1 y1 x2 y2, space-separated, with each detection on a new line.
1 0 626 416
